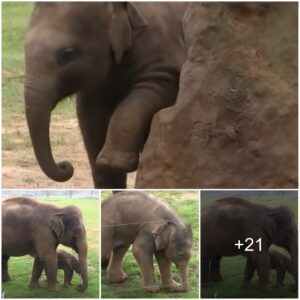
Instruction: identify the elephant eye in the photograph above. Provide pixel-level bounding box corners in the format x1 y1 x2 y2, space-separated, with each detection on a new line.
57 47 81 65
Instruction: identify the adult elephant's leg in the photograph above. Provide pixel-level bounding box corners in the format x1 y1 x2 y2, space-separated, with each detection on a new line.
254 252 272 291
275 267 285 286
97 86 176 172
155 251 179 290
76 95 127 188
132 236 159 292
201 256 211 287
2 255 11 282
241 257 256 288
28 257 44 288
107 245 130 283
210 255 223 282
36 245 59 292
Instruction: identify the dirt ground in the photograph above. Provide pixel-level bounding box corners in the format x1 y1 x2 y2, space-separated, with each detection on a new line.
2 112 136 189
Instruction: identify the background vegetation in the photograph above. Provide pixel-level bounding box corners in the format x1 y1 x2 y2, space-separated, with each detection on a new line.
201 192 298 298
101 191 199 298
2 198 99 298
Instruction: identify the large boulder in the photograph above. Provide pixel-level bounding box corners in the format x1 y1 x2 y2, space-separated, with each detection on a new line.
136 3 297 188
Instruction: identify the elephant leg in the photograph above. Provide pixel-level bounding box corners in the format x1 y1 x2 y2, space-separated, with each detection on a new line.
97 87 176 172
107 245 130 283
132 238 159 293
210 255 223 283
63 267 74 287
101 227 113 268
254 253 272 291
201 256 211 287
155 251 179 291
76 95 127 188
276 267 286 286
2 255 11 282
36 246 59 292
241 257 256 288
29 257 44 288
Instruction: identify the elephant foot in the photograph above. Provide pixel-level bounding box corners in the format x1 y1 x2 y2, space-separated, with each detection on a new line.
108 270 128 283
173 285 188 293
48 282 60 292
28 281 40 289
2 274 11 282
96 150 139 172
64 282 72 288
76 284 87 292
162 280 180 291
259 283 272 292
164 281 188 292
144 285 160 293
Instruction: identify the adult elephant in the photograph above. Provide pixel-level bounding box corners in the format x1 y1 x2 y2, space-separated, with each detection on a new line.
24 2 187 188
201 198 298 291
2 198 88 292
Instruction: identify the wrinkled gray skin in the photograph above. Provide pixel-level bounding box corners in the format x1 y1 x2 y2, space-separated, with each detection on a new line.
2 198 88 292
101 191 193 293
24 3 187 188
201 198 298 292
32 249 81 287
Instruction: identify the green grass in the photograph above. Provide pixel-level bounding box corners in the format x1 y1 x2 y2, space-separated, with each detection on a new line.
201 197 298 298
2 2 32 113
101 191 199 298
2 198 99 298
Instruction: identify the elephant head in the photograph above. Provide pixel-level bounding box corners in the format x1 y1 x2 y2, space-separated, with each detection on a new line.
24 3 147 182
263 206 298 290
152 221 193 291
49 206 88 291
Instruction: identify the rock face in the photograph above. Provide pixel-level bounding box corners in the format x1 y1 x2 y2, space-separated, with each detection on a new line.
136 3 298 188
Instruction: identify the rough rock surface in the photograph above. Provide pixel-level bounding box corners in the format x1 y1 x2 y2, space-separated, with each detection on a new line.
136 3 298 188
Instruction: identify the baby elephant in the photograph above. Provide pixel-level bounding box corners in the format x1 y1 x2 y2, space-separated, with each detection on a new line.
101 191 193 293
32 250 80 287
245 249 293 287
269 250 292 286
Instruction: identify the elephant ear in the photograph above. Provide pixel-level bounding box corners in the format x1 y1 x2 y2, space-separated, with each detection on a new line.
109 3 148 64
262 215 277 241
152 222 173 251
49 213 65 237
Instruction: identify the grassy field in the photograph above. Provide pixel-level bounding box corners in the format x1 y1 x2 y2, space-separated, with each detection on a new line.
2 198 99 298
2 2 136 188
101 191 200 298
201 196 298 298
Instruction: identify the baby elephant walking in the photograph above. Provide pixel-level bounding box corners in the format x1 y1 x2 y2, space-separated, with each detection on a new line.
101 191 193 293
32 250 80 287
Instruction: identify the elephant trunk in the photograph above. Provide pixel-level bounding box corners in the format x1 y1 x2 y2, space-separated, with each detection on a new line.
75 231 89 291
24 77 74 182
178 263 189 291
